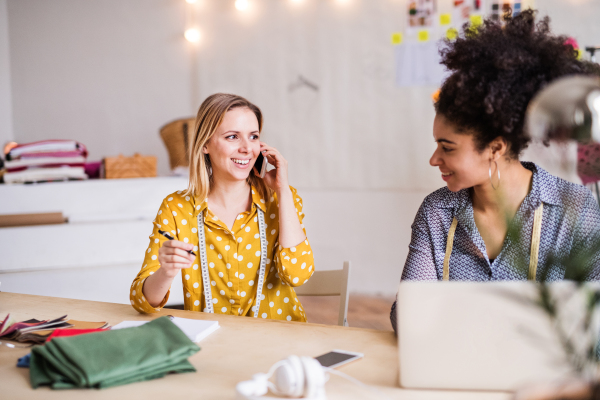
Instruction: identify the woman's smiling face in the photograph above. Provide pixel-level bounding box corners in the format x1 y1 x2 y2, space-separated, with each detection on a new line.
203 107 261 183
429 114 492 192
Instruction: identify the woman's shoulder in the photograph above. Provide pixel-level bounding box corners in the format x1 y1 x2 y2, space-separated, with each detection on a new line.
270 185 303 202
265 186 305 214
530 163 596 210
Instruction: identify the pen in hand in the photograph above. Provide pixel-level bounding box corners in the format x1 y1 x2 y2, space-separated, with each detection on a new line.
158 229 197 256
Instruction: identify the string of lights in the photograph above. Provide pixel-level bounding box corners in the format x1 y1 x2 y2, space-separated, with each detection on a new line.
182 0 352 43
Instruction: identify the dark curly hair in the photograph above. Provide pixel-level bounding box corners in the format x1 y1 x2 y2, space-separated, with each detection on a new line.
435 9 594 158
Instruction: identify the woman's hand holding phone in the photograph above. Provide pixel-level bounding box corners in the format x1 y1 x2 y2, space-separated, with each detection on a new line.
254 142 306 249
255 142 289 192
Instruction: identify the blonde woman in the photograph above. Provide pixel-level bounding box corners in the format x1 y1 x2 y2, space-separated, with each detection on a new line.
130 93 314 321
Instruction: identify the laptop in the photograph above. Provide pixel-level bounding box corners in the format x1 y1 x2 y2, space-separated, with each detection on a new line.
396 281 597 391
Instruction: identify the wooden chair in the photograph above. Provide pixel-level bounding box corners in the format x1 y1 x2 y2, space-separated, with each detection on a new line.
294 261 351 327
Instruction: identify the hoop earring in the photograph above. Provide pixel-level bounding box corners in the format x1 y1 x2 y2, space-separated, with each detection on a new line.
489 160 500 190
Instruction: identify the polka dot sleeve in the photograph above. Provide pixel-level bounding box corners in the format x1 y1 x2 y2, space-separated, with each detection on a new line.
129 197 174 313
273 188 315 287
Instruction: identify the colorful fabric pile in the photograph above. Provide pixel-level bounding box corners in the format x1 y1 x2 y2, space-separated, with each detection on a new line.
3 140 88 184
0 313 108 344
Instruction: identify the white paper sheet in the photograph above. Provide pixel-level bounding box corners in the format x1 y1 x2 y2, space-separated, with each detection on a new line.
111 317 220 343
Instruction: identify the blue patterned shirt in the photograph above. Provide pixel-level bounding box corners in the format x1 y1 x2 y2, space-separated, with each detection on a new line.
391 162 600 329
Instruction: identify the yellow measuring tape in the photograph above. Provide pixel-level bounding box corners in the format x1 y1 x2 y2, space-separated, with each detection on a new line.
443 203 544 281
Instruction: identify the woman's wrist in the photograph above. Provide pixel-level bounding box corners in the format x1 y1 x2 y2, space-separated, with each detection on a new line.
276 186 292 199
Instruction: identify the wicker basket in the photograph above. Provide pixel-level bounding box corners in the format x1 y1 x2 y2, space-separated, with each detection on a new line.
159 118 195 170
103 154 157 179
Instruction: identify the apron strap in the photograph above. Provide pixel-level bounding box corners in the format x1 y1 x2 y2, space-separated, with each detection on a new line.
443 203 544 282
443 218 458 281
528 202 544 281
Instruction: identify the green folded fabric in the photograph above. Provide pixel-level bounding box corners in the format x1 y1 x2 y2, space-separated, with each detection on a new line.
29 316 200 389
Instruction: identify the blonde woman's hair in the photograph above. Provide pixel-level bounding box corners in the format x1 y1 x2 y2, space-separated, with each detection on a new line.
184 93 271 203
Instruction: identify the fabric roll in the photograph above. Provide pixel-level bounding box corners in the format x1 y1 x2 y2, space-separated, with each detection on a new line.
29 317 200 389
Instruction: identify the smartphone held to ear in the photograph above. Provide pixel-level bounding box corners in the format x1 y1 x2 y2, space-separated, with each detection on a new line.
254 152 268 178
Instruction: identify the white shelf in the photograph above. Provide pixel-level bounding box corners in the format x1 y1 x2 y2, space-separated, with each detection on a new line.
0 177 189 305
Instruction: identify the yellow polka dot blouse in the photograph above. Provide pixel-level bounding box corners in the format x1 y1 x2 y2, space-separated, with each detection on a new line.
130 186 314 322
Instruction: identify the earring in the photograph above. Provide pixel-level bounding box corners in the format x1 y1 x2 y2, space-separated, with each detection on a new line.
489 160 500 190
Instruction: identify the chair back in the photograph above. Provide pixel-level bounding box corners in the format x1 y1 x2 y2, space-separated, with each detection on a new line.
294 261 350 327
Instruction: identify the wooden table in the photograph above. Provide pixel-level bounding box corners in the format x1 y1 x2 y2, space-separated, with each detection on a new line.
0 293 510 400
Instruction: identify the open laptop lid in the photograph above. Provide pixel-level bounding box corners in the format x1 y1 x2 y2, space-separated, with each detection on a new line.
397 281 596 391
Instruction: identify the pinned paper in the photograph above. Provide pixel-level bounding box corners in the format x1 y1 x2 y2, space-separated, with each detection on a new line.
417 30 430 42
440 13 451 25
470 14 483 28
395 41 449 87
576 49 583 60
446 28 458 41
391 33 403 45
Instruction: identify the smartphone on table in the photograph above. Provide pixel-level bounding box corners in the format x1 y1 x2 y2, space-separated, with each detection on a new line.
254 152 268 178
314 349 364 369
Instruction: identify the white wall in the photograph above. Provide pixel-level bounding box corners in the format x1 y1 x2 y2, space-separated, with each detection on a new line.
0 0 13 146
6 0 442 189
6 0 600 187
7 0 193 175
3 0 600 298
537 0 600 46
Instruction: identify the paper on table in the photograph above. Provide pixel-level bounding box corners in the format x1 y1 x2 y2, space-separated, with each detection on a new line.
112 317 219 343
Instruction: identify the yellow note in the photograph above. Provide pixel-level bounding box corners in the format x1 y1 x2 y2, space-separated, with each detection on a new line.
470 14 483 28
576 49 583 60
391 33 403 45
446 28 458 40
440 13 451 26
417 30 429 42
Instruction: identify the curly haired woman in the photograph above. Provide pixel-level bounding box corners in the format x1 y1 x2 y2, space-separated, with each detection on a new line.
391 10 600 330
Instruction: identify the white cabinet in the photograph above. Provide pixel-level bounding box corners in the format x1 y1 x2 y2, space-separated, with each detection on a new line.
0 177 189 306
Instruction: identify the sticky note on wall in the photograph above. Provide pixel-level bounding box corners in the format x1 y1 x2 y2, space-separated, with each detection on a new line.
470 15 483 28
446 28 458 40
440 13 451 25
417 30 429 42
391 33 403 45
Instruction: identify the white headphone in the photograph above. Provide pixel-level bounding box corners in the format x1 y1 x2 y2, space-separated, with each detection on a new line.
235 355 327 400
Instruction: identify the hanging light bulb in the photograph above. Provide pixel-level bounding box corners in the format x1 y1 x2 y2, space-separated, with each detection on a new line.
184 28 201 43
185 0 198 3
235 0 249 11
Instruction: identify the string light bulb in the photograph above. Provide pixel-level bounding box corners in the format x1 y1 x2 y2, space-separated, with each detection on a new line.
184 28 201 43
235 0 249 11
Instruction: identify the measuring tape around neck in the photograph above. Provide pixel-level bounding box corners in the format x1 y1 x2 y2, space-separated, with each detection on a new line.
196 208 268 317
443 203 544 281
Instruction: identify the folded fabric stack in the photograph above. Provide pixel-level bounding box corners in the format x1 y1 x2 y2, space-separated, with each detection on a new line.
3 140 88 184
30 317 200 389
